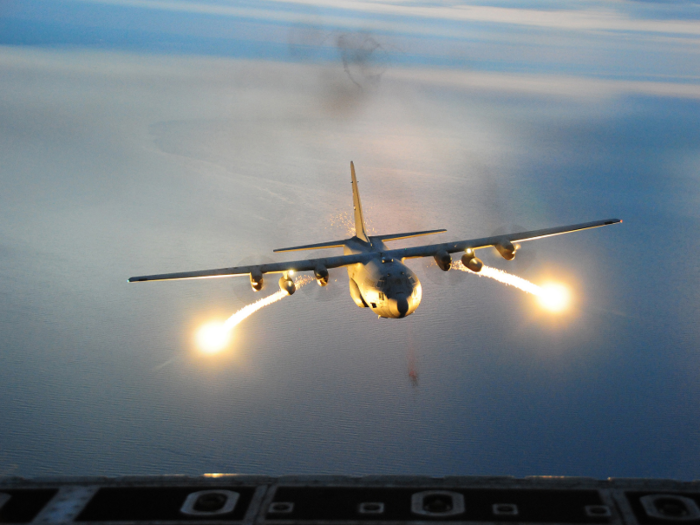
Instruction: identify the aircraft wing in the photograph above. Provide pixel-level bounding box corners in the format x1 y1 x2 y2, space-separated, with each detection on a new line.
385 218 622 260
128 252 372 283
129 219 621 282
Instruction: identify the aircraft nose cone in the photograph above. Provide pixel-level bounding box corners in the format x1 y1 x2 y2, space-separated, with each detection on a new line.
397 297 409 317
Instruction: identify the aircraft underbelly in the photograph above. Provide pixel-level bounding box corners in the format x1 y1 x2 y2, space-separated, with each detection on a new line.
351 259 422 318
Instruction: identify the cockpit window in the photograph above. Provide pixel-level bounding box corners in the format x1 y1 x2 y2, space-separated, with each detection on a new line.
377 275 410 290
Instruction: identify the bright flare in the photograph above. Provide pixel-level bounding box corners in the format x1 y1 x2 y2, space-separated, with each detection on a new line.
454 261 570 313
196 276 313 354
196 322 232 354
537 283 570 312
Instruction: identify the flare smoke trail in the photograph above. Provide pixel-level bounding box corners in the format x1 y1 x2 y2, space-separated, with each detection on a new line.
197 276 315 353
453 260 570 312
453 261 540 295
223 275 313 331
223 289 288 330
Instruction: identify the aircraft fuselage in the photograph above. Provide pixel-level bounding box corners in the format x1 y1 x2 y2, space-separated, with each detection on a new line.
344 238 422 319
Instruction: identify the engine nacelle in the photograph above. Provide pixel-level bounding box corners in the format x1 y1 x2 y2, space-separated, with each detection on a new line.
314 265 329 286
461 250 483 273
495 239 517 261
278 275 296 295
250 269 264 292
434 250 452 271
349 278 368 308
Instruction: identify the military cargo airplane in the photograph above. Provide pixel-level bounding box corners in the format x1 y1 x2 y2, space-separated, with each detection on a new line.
129 162 621 319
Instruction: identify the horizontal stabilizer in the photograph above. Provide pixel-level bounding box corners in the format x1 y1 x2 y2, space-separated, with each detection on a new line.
371 229 446 243
273 239 348 253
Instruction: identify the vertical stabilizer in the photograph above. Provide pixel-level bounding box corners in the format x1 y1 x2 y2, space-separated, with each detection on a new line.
350 162 370 243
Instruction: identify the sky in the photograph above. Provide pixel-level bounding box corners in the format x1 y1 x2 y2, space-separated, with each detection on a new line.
1 0 700 479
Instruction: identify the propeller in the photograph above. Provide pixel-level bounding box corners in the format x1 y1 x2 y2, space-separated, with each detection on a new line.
231 253 276 305
490 224 537 273
419 255 465 287
300 254 344 302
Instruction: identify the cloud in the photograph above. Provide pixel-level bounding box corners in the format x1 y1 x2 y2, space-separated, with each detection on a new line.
71 0 700 36
388 68 700 100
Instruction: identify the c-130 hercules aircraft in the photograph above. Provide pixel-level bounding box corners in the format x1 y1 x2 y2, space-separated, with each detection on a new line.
129 162 621 319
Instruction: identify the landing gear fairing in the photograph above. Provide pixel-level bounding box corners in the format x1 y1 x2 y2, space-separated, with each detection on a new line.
129 163 621 319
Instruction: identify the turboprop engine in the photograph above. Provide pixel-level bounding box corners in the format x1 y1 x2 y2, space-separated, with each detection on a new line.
314 265 329 286
434 250 452 271
461 249 483 272
495 239 517 261
278 275 296 295
250 269 264 291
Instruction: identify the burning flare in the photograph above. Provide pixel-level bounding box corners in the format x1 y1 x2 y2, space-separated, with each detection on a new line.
196 276 312 354
196 321 233 354
454 261 570 313
536 283 570 312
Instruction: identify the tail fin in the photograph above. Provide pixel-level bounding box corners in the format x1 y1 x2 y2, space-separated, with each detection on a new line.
350 161 369 243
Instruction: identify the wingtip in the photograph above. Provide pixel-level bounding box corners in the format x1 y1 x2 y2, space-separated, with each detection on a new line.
604 218 622 225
